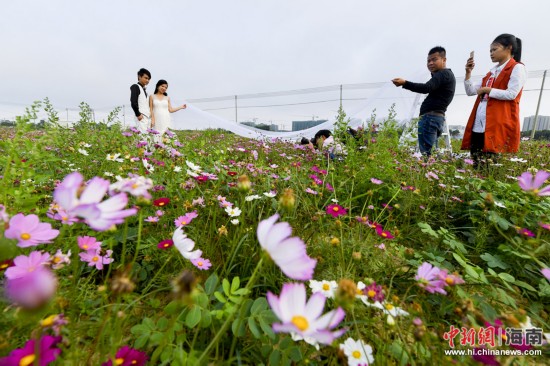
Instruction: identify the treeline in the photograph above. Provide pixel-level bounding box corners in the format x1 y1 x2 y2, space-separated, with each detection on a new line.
521 130 550 140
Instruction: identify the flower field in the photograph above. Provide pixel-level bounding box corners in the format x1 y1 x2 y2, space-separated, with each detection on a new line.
1 109 549 365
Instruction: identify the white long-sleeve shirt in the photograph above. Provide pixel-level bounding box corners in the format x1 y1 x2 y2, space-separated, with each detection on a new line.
464 59 526 133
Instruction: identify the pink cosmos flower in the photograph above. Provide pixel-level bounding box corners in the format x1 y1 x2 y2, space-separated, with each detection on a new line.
191 257 212 270
4 214 59 248
375 226 395 239
0 204 9 222
5 266 58 309
174 211 198 227
415 262 447 295
5 251 51 280
109 174 153 199
51 249 71 270
267 283 346 346
364 282 385 303
54 172 137 231
517 170 550 196
172 227 202 260
0 335 62 365
102 345 149 366
77 236 102 251
79 249 114 270
326 204 347 218
305 188 318 195
437 269 465 286
539 222 550 231
541 268 550 281
257 214 317 280
371 178 383 185
144 216 159 222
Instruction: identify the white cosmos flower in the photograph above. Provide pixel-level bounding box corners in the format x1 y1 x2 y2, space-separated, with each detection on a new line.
371 301 409 317
309 280 338 299
185 161 201 172
174 166 182 172
245 194 261 201
106 153 123 162
78 149 89 156
510 157 527 163
230 219 239 225
187 169 199 177
172 227 202 260
339 337 374 366
225 206 242 217
263 191 277 198
104 172 114 177
494 201 506 208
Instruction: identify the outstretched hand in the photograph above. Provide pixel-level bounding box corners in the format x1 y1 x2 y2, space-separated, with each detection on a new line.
392 78 406 87
182 104 187 110
465 57 475 73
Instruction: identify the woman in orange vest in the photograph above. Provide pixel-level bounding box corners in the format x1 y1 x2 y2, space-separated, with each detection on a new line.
461 34 526 169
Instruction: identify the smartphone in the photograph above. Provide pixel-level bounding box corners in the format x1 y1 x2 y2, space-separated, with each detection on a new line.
469 51 475 59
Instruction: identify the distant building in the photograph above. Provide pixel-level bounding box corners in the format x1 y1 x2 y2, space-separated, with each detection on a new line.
292 119 327 131
523 115 550 131
240 121 279 131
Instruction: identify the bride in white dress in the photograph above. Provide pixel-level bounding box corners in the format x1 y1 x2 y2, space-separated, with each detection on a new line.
149 79 186 143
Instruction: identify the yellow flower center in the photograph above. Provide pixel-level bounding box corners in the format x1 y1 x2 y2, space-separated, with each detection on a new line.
27 266 35 272
53 257 62 263
0 263 8 269
159 202 165 206
291 316 309 331
332 207 339 212
83 244 89 249
322 283 330 291
181 221 187 225
20 233 31 240
41 315 56 327
367 290 376 298
164 243 170 248
352 350 362 359
197 261 203 267
132 183 138 189
385 304 394 310
92 256 99 262
115 358 124 366
445 277 454 285
382 232 388 237
62 216 68 221
19 354 36 366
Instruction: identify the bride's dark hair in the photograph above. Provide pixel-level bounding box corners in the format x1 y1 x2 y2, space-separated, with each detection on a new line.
154 80 168 96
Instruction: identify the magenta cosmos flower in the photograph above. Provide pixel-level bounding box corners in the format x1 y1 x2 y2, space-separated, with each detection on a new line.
5 266 58 309
517 170 550 196
257 214 317 281
4 214 59 248
541 268 550 281
326 204 347 218
0 335 62 366
415 262 447 295
102 345 149 366
267 283 346 346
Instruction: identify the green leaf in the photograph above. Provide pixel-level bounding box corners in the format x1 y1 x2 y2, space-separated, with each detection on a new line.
204 273 219 295
185 306 201 328
248 318 261 339
200 309 212 328
513 280 536 292
157 317 169 331
232 318 246 337
498 273 515 283
214 291 227 303
134 335 149 349
269 349 281 366
222 278 230 296
231 277 241 293
418 222 439 238
251 297 268 314
480 253 510 270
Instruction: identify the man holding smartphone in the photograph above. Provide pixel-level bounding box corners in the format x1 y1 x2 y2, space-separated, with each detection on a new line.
392 46 456 156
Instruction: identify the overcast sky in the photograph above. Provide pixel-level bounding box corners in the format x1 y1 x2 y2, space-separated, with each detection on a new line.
2 0 549 127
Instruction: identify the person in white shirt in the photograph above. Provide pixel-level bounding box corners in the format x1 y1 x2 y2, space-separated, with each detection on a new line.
461 34 526 169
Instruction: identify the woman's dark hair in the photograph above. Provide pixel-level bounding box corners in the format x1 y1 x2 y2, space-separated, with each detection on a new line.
300 137 310 145
154 79 168 96
313 129 332 140
492 34 522 62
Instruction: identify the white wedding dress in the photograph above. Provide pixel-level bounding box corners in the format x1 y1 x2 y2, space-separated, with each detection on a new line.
151 95 171 142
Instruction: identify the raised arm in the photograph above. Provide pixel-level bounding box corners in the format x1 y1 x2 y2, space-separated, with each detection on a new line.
168 97 187 113
464 56 481 96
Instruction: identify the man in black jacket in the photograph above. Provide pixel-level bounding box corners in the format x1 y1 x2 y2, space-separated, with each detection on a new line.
393 46 456 156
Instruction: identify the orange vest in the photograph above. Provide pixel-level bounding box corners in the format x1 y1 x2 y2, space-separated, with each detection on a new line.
461 58 523 153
